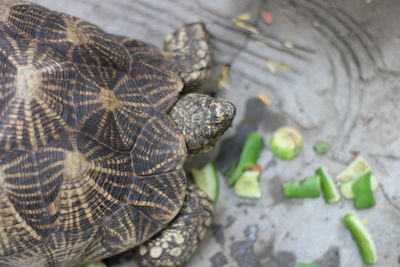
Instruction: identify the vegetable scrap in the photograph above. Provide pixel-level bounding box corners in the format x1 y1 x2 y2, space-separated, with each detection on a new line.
236 13 251 21
313 141 330 155
255 39 268 47
283 176 321 198
336 156 378 202
228 132 264 187
234 170 262 199
316 167 341 204
258 93 272 106
249 164 263 172
267 60 292 73
270 126 303 160
283 41 294 48
342 212 377 264
234 20 260 34
260 11 274 24
191 162 219 202
351 151 359 159
217 64 230 90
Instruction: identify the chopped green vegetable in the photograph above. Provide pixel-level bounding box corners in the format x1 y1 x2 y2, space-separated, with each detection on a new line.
191 162 219 202
296 263 318 267
342 212 377 264
352 171 376 209
313 141 330 155
234 170 262 199
228 132 264 187
283 176 321 198
341 174 378 199
270 126 303 160
82 261 107 267
316 167 341 203
336 156 378 199
224 162 238 178
336 156 371 183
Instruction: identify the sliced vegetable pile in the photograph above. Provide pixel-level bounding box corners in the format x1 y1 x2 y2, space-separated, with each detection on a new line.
218 131 265 199
283 157 378 209
228 132 264 187
336 156 378 201
281 154 379 264
190 126 380 265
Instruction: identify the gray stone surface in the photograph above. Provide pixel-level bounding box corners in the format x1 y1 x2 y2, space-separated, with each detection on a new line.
30 0 400 266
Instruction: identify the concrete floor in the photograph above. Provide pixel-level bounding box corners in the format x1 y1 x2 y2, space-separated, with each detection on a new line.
30 0 400 266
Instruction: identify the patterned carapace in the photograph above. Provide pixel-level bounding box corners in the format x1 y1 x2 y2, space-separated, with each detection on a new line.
0 1 188 266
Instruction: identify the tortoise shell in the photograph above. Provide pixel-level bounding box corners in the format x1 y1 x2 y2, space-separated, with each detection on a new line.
0 1 188 266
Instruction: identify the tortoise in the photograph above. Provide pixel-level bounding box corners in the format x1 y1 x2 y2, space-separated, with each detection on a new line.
0 1 235 266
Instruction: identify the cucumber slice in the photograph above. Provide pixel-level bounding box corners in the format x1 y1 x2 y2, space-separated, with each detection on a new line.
352 171 376 209
336 156 371 183
270 127 303 160
82 261 107 267
342 212 377 264
316 167 341 203
191 162 219 202
341 174 378 199
283 175 321 198
234 170 262 199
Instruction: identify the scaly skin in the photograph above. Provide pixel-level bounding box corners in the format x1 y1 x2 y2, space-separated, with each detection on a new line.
133 184 214 267
164 23 212 91
170 93 236 154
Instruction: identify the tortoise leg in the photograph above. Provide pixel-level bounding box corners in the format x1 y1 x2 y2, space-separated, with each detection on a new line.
164 22 212 91
133 183 214 267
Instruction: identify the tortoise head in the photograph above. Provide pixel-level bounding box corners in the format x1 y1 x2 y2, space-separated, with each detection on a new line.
169 93 235 154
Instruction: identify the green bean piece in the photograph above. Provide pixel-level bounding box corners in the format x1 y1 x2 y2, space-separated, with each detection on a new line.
283 176 321 198
342 212 377 264
316 167 341 203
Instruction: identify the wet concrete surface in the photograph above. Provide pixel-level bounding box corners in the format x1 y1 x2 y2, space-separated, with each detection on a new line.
30 0 400 266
